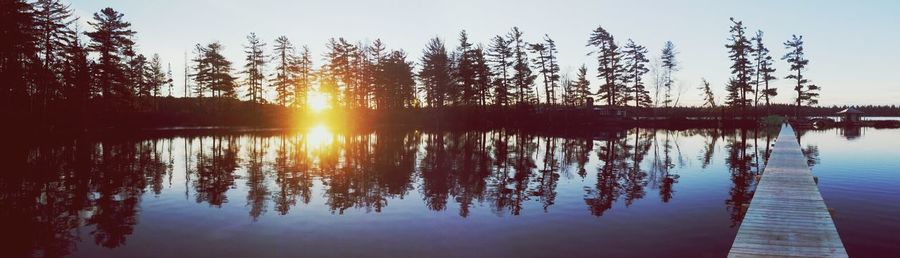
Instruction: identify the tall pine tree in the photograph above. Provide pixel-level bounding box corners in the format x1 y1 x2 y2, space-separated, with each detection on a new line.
782 35 819 117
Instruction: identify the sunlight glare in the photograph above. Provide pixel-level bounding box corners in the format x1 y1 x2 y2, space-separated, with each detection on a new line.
308 92 329 112
306 123 333 150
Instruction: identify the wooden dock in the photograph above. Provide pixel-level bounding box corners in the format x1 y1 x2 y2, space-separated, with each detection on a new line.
728 124 847 257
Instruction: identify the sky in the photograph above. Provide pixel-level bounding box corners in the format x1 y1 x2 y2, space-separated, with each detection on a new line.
67 0 900 106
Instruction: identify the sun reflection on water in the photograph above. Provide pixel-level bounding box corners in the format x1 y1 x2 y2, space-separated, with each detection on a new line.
306 123 334 151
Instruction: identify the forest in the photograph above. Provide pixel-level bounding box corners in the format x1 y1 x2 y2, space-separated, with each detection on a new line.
3 0 899 130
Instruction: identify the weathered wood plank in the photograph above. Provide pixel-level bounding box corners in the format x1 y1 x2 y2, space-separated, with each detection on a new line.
728 124 847 258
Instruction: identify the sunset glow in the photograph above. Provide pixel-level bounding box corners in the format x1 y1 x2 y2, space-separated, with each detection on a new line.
308 91 329 112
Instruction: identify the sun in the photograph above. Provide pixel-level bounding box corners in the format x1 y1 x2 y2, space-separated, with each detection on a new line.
308 91 329 112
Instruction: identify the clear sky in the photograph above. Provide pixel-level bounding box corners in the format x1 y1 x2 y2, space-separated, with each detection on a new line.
68 0 900 106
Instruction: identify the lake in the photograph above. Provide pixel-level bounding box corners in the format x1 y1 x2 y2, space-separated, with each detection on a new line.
2 125 897 257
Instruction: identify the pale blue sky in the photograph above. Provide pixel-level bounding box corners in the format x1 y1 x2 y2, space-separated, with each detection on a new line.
68 0 900 106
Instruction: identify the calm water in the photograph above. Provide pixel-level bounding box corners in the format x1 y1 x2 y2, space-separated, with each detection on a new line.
2 125 897 257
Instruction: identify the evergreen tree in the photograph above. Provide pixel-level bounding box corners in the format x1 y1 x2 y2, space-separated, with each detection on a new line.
509 27 536 104
193 42 237 98
698 78 716 107
293 46 314 108
725 17 754 110
530 34 560 104
243 32 267 103
573 64 592 106
33 0 73 103
752 30 777 107
127 53 149 96
455 30 478 106
62 24 92 103
487 35 512 106
85 7 135 98
325 38 358 107
271 36 296 106
375 50 416 109
472 46 493 106
419 37 452 107
623 39 651 107
782 34 819 116
0 0 38 110
587 25 625 106
660 41 677 107
146 53 167 97
544 35 561 105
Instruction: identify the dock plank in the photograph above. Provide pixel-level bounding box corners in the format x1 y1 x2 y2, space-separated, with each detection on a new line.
728 124 847 257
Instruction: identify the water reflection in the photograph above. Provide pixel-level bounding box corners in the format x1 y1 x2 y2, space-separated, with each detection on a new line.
1 126 781 257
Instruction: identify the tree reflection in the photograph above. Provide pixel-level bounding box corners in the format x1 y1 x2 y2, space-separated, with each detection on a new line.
724 129 758 227
193 136 239 207
1 126 790 255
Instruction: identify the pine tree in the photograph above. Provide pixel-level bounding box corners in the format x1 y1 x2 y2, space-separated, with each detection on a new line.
487 35 512 106
0 0 38 110
62 22 92 103
472 46 493 106
530 34 560 104
782 35 819 117
375 50 416 109
509 27 536 104
85 7 135 98
33 0 73 103
587 25 625 106
660 41 678 107
573 64 592 106
146 53 167 97
243 32 267 103
544 35 561 105
752 30 777 107
623 39 651 107
127 53 149 96
271 36 295 106
419 37 452 107
725 17 754 110
293 46 314 108
455 30 477 106
698 78 716 107
193 42 237 98
325 38 358 107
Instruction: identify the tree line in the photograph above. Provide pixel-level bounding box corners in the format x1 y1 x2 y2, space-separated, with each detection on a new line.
2 0 824 118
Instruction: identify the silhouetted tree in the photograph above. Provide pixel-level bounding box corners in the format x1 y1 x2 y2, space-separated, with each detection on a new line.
587 25 625 106
271 36 296 106
33 0 73 105
419 37 452 107
293 46 314 108
375 50 417 109
698 78 716 107
509 27 536 104
243 33 267 103
572 64 592 106
660 41 678 107
751 30 777 107
623 39 651 107
145 54 167 97
782 34 819 117
487 35 512 106
62 24 92 103
472 46 492 106
725 18 754 110
85 7 135 98
0 0 38 111
530 34 561 105
192 42 237 98
455 30 478 105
